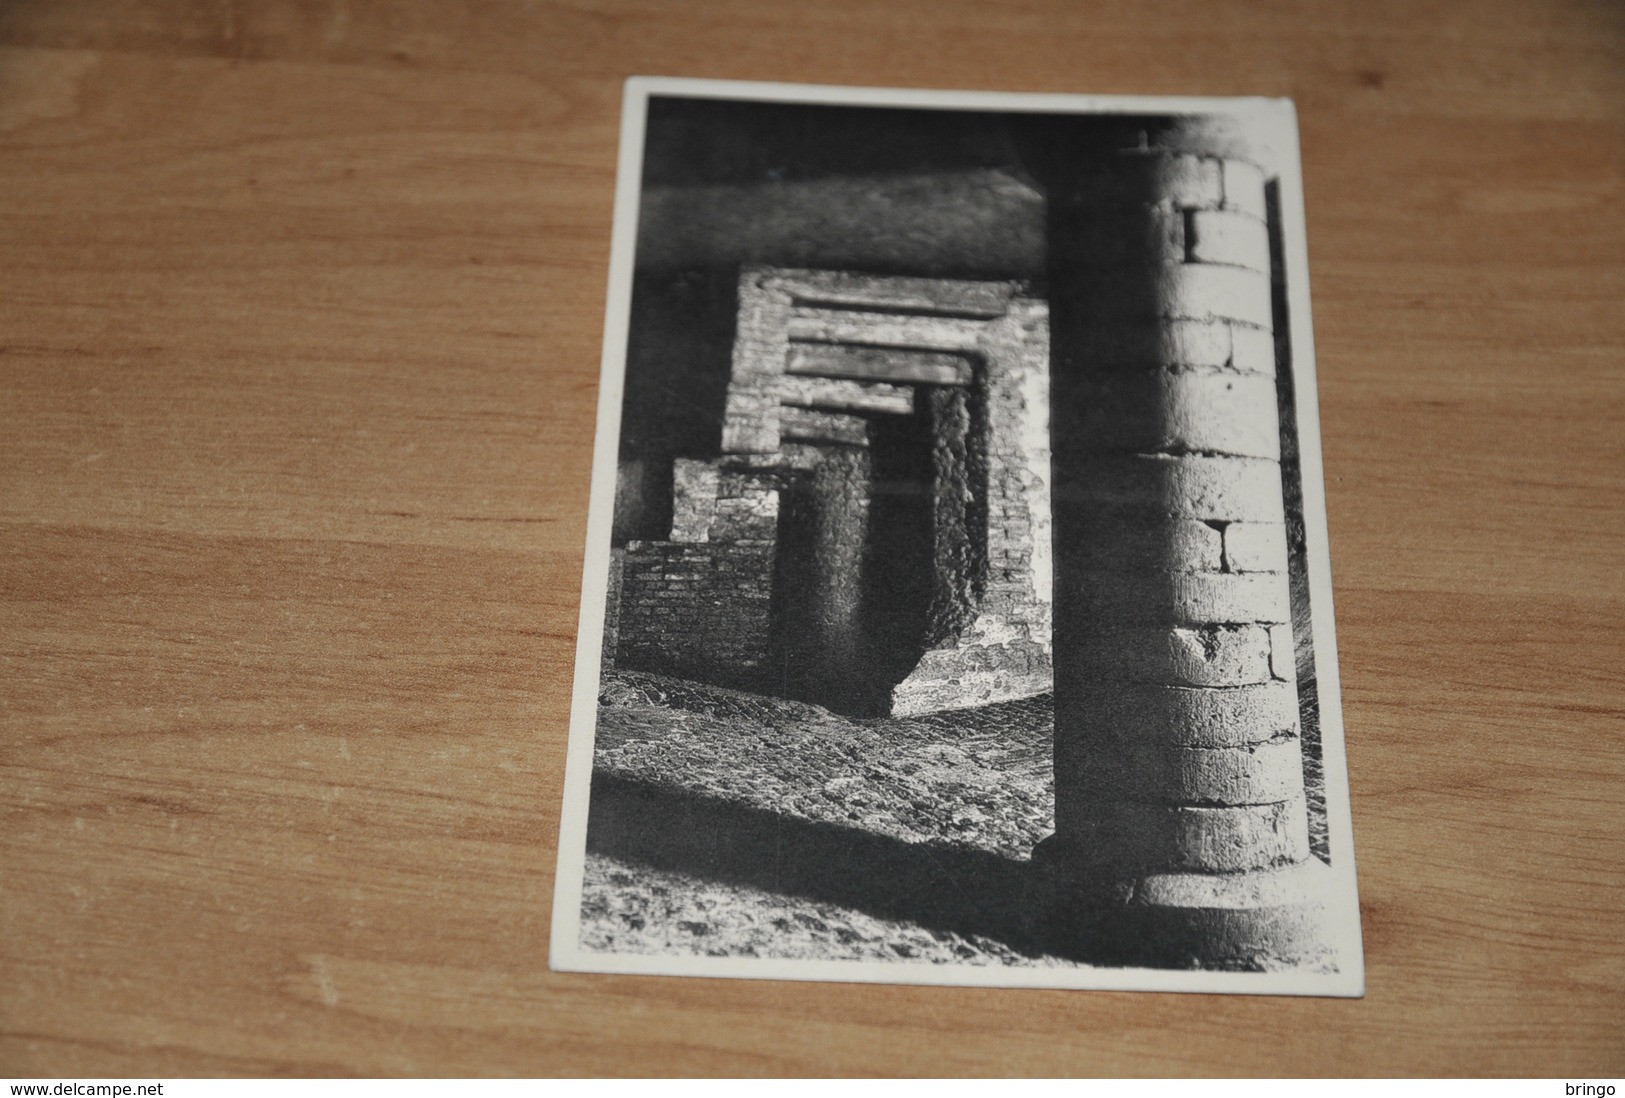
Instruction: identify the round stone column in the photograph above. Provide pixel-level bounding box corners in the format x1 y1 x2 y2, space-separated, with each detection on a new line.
1042 122 1334 968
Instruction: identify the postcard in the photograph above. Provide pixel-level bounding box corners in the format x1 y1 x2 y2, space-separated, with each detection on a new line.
549 78 1363 995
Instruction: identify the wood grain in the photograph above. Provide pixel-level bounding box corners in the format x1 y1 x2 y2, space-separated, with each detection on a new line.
2 0 1622 1077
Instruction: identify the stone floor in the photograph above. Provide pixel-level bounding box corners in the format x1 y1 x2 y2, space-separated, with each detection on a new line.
595 670 1055 858
578 854 1070 965
581 669 1329 965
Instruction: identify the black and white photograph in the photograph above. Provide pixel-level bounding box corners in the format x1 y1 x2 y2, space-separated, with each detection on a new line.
550 79 1364 995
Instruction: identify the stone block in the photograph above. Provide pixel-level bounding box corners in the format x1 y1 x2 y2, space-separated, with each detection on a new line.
771 267 1021 317
1120 859 1335 967
1229 323 1277 375
780 406 869 446
1160 263 1274 330
1094 623 1274 687
1148 204 1186 261
1068 569 1292 626
1080 319 1233 372
1057 681 1301 748
1165 624 1274 686
1071 369 1281 460
1134 737 1306 806
785 306 987 352
1221 158 1269 221
1116 152 1223 209
669 459 720 543
1187 209 1271 273
1165 518 1228 574
1172 571 1292 625
1270 622 1296 682
1065 513 1224 575
1119 795 1311 873
890 637 1053 716
711 492 778 541
1171 796 1311 872
778 377 915 416
1224 521 1289 574
1053 453 1287 525
1166 319 1235 369
786 343 974 386
719 390 779 454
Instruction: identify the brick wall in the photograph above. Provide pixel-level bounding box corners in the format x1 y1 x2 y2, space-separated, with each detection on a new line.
616 268 1055 717
890 298 1054 716
615 541 776 691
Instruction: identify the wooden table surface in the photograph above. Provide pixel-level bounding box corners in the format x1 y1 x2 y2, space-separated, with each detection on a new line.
3 0 1622 1078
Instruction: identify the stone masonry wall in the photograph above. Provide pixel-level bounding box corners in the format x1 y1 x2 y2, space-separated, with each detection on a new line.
616 541 776 691
618 268 1053 717
890 298 1054 716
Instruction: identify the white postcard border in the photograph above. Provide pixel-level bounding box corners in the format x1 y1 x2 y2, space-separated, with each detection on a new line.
548 76 1363 997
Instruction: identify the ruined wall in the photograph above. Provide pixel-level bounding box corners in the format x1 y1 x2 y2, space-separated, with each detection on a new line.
613 456 780 688
615 541 776 690
614 267 1053 717
889 298 1053 715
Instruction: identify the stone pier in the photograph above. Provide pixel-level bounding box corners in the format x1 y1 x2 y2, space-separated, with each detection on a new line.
1041 121 1334 968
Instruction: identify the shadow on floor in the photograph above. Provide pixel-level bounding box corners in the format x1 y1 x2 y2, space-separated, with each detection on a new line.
586 770 1106 963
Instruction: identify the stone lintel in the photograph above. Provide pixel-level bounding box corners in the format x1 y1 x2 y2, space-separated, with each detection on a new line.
786 306 988 352
757 266 1024 317
780 406 869 446
777 377 915 417
786 342 974 387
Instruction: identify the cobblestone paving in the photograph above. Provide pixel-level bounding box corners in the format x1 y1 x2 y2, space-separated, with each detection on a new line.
596 670 1054 859
579 853 1069 966
585 670 1061 963
582 669 1330 962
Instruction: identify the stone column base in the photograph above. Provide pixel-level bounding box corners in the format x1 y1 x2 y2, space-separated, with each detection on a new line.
1032 837 1337 970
